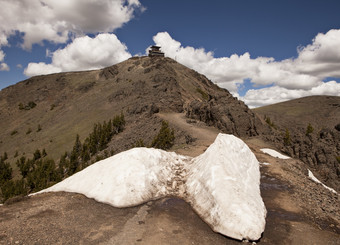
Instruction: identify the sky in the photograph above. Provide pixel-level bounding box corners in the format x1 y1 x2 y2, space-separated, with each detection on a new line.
0 0 340 107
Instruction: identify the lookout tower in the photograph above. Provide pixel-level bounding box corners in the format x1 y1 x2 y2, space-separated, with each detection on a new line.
148 45 164 57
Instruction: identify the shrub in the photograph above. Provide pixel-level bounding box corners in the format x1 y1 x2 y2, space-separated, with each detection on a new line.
1 179 26 202
151 121 175 150
0 154 12 186
196 87 209 101
10 130 18 136
27 101 36 109
264 115 275 128
336 156 340 164
283 128 291 146
26 128 32 135
306 123 314 136
335 123 340 132
133 139 145 147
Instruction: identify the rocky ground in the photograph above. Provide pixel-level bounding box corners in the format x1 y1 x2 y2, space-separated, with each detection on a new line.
0 113 339 244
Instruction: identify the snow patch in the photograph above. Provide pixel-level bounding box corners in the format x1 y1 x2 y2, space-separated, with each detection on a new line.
308 169 337 194
36 148 188 207
186 134 266 241
37 133 266 241
260 148 290 159
260 162 270 166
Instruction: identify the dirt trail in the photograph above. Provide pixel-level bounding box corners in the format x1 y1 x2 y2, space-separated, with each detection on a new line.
158 113 219 157
0 113 339 244
246 138 340 244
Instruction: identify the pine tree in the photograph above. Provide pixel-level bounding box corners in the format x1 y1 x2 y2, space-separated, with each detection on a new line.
151 121 175 150
283 128 291 146
306 123 314 136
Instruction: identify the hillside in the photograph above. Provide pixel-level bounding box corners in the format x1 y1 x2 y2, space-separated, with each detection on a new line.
0 62 339 243
253 96 340 192
0 56 261 164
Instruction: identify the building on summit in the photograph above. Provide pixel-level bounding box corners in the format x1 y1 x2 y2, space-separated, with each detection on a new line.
148 46 165 57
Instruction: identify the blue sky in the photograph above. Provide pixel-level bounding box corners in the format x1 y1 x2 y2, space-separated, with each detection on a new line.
0 0 340 107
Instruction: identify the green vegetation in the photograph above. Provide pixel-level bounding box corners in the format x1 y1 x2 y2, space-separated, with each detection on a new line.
0 152 12 186
18 101 37 111
151 120 175 150
0 113 126 203
133 139 146 148
336 156 340 164
62 112 125 176
264 115 275 128
196 87 209 101
10 130 18 136
306 123 314 136
283 128 291 146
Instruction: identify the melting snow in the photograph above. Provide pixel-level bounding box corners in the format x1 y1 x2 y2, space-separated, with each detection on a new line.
260 148 290 159
37 133 266 241
308 169 337 194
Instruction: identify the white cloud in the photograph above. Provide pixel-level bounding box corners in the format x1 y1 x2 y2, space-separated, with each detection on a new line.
24 33 131 76
0 50 4 61
152 31 340 106
0 49 9 71
0 0 142 67
240 81 340 108
294 29 340 77
0 0 142 49
0 62 9 71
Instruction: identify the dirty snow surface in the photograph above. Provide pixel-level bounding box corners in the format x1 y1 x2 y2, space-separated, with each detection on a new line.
260 148 290 159
308 169 337 194
39 133 266 241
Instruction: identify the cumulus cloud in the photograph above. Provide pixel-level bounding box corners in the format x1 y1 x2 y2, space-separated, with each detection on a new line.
152 30 340 107
0 49 9 71
0 0 142 67
0 0 142 49
241 81 340 108
0 62 9 71
24 33 131 76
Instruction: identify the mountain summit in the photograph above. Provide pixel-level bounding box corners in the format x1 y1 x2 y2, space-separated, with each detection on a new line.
0 56 261 160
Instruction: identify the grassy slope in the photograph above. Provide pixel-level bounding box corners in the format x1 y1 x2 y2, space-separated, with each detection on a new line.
253 95 340 132
0 56 236 168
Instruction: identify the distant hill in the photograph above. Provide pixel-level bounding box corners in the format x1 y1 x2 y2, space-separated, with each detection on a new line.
253 96 340 191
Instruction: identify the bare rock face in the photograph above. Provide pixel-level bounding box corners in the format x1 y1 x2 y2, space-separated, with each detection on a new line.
254 96 340 192
186 98 261 137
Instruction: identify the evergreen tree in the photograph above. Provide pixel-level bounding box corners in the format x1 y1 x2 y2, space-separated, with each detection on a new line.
0 153 12 186
283 128 291 146
306 123 314 136
33 149 41 161
151 121 175 150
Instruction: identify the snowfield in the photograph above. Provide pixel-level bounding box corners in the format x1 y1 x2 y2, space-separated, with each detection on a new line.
260 148 290 159
37 133 266 241
308 169 337 194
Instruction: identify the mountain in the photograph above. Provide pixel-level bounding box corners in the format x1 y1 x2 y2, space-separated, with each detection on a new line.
253 96 340 192
0 56 261 163
0 57 339 244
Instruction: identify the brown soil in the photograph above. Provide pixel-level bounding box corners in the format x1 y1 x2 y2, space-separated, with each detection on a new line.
0 113 339 244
